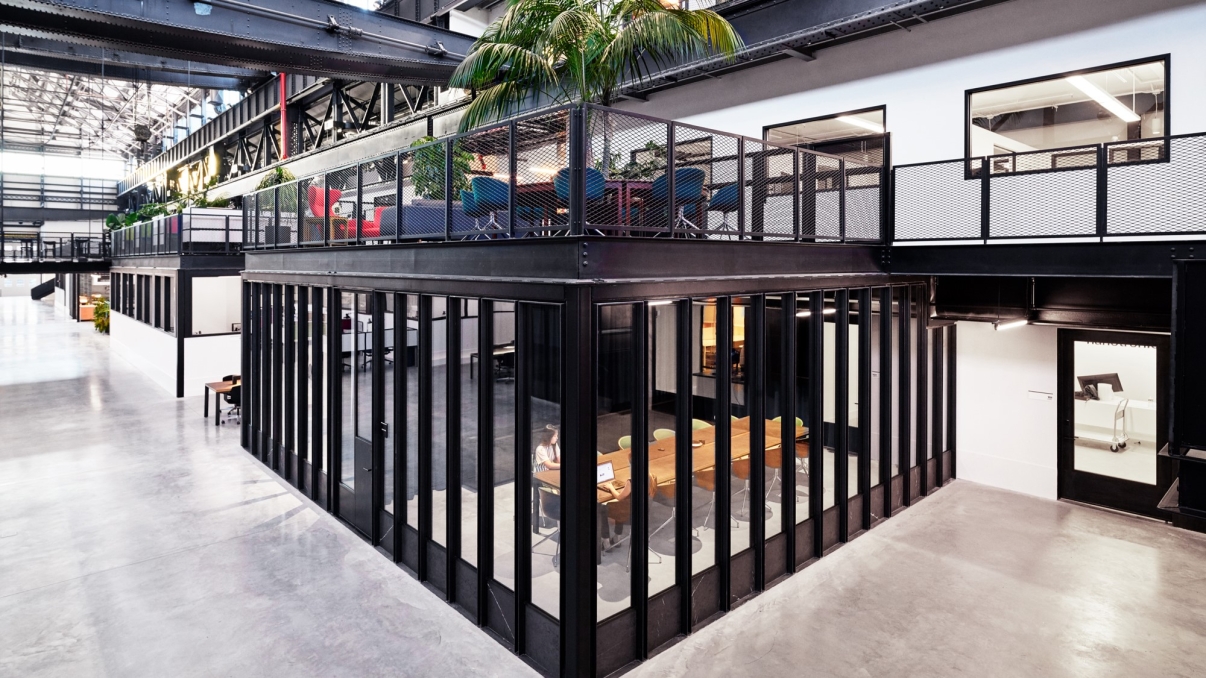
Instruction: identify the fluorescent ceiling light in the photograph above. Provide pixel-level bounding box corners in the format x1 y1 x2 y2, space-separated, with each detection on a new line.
1066 75 1140 123
649 300 673 307
835 115 885 134
796 308 837 317
994 319 1028 331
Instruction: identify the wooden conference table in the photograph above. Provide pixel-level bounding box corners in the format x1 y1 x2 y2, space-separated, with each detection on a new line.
203 378 240 426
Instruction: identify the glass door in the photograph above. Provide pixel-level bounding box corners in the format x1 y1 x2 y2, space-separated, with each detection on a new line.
1058 329 1170 517
339 291 378 536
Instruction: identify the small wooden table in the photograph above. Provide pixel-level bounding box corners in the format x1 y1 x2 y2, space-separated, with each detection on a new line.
204 379 240 426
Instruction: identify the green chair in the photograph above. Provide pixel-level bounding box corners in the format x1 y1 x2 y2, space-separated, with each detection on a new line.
653 428 675 441
691 419 711 431
771 416 805 428
618 435 632 450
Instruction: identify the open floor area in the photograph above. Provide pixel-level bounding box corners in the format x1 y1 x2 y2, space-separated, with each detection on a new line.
3 297 1205 677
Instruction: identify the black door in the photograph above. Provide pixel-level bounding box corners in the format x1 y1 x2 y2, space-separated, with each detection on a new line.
338 291 380 537
1058 329 1172 517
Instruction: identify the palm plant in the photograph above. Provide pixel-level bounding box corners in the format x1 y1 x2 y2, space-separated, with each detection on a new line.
449 0 744 131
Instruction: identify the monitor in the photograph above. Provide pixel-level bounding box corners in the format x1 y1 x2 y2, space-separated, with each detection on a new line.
596 461 615 484
1077 373 1124 400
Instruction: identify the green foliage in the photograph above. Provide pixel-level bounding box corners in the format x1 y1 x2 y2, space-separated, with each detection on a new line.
409 136 475 200
93 298 110 334
449 0 744 131
594 139 666 180
256 166 296 190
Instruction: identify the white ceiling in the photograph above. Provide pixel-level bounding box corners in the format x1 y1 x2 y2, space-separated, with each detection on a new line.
971 61 1165 119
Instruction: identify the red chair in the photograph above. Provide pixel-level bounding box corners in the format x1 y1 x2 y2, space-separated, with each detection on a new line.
357 206 390 239
306 186 342 218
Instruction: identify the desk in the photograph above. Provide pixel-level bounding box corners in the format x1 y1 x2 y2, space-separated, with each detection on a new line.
514 180 653 227
204 379 240 426
470 344 516 380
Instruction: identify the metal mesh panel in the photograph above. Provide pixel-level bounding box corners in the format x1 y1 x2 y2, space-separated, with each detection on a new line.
587 108 668 234
514 110 570 236
845 160 881 241
258 189 276 247
298 176 325 245
990 167 1096 238
277 182 299 247
1108 136 1206 235
812 154 843 241
399 141 447 239
359 156 398 242
893 160 982 241
742 140 794 239
326 166 358 243
456 123 512 238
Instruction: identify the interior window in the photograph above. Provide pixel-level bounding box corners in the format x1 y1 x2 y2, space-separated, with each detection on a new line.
765 107 886 167
968 59 1166 165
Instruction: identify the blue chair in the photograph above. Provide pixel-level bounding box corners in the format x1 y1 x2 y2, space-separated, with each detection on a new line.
552 167 606 202
471 176 509 229
650 167 707 230
460 189 491 231
707 183 740 230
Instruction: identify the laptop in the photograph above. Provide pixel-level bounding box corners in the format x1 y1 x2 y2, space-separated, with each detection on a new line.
596 461 615 484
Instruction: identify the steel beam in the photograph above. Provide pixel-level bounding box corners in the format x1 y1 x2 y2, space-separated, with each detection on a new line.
0 0 474 83
0 33 265 89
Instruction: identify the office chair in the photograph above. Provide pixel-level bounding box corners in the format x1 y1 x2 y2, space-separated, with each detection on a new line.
653 428 675 441
706 183 740 231
553 166 606 231
220 384 241 425
650 168 707 231
471 177 509 230
532 488 561 568
460 189 491 234
618 435 632 450
693 469 739 535
731 456 755 521
691 418 712 431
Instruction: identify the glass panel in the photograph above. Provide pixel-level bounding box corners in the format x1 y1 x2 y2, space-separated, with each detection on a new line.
298 287 308 470
793 294 813 523
460 298 479 565
848 293 861 499
764 296 784 538
648 300 677 596
356 293 372 441
406 295 419 528
765 108 886 166
822 291 837 510
927 323 935 461
869 291 883 488
891 288 902 478
1072 340 1157 484
340 291 355 488
596 304 635 621
316 289 327 479
730 297 751 555
526 303 562 619
492 301 517 588
969 60 1165 156
384 294 395 515
164 278 172 332
690 298 718 574
431 296 448 547
909 288 920 470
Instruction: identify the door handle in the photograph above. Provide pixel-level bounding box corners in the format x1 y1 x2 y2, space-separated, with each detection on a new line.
380 422 389 435
362 466 373 472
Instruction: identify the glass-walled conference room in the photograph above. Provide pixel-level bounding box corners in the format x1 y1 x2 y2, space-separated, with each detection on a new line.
239 279 953 678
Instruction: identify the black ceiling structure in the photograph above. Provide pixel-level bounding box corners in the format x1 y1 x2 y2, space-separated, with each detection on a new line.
0 0 475 84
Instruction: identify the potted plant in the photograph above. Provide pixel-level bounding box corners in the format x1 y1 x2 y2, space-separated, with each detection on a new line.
93 298 110 334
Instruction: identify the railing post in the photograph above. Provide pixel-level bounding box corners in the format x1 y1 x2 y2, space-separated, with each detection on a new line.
838 158 847 243
274 186 281 249
791 147 800 242
568 106 585 236
1096 143 1108 240
509 119 518 238
737 137 747 240
394 154 404 243
225 216 231 254
979 157 991 241
355 163 364 245
666 122 676 237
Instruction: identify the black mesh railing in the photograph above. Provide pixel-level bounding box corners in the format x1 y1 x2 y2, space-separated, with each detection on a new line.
1 228 110 262
111 210 242 257
242 104 885 249
893 133 1206 242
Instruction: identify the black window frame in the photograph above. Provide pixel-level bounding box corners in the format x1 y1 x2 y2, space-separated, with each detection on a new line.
763 105 888 166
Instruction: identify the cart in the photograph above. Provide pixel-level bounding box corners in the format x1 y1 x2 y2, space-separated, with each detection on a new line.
1077 397 1130 452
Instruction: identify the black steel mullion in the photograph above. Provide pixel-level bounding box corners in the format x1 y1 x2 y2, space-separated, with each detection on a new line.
857 288 872 531
716 297 732 609
947 325 958 480
632 303 650 659
917 286 930 496
284 285 296 484
418 295 433 583
750 296 766 589
297 287 309 492
808 291 824 556
674 299 693 634
834 289 849 542
563 289 595 678
477 298 493 622
932 326 944 487
447 298 463 599
736 138 746 239
898 286 912 507
877 287 893 519
781 294 797 571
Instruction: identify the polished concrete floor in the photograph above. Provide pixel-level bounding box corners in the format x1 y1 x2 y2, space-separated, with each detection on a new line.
5 297 1206 677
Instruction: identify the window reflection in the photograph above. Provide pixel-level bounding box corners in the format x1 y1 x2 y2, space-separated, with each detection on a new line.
340 291 355 489
691 298 719 574
793 294 814 524
847 293 860 500
460 299 479 566
648 300 678 596
822 291 837 510
383 294 395 516
869 290 883 490
890 287 902 478
431 296 448 547
492 301 517 589
730 297 752 555
406 295 419 529
765 296 785 539
596 304 635 621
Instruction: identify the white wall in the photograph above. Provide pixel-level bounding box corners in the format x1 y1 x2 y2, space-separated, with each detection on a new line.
0 274 48 297
955 321 1059 500
111 311 178 395
624 0 1206 165
183 334 242 398
191 276 242 336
